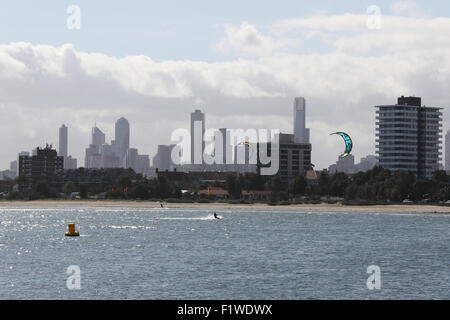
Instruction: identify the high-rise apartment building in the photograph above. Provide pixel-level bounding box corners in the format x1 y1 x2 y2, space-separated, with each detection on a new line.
445 130 450 172
18 144 64 190
375 96 442 179
126 148 138 172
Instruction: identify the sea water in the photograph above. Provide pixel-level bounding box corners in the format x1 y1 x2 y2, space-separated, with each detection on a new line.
0 207 449 299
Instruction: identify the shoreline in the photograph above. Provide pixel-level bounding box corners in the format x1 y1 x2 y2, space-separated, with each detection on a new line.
1 199 449 213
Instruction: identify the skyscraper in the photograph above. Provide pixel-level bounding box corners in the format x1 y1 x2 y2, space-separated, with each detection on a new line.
219 128 233 166
101 144 120 168
126 148 138 172
445 130 450 172
136 154 150 175
153 144 176 171
115 117 130 167
59 124 68 157
85 125 105 168
375 96 443 179
293 97 310 143
92 126 106 148
190 110 205 166
59 124 77 169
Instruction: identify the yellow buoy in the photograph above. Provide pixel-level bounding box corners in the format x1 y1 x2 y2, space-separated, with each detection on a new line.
65 223 80 237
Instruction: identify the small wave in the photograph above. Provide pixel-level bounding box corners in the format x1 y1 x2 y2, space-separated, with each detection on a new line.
158 214 217 221
103 225 155 230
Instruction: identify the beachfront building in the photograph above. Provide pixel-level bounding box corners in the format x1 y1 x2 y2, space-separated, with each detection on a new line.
257 133 312 184
445 130 450 173
375 96 443 179
18 144 64 190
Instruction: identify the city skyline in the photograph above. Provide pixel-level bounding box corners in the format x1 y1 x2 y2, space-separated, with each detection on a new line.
0 1 450 170
2 98 445 174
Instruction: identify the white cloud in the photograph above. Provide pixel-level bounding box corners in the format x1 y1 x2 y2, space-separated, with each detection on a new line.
213 21 300 57
0 13 449 171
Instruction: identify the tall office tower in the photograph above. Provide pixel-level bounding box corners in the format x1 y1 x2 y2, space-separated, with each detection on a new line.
217 128 233 165
92 126 106 149
375 96 443 179
293 97 310 143
126 148 138 171
190 110 205 166
59 124 68 157
136 154 150 174
115 117 130 167
101 144 120 168
58 124 77 169
153 144 176 171
85 125 106 168
445 130 450 172
234 143 257 174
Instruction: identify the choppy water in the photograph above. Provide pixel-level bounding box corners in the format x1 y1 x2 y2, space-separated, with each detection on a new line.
0 206 449 299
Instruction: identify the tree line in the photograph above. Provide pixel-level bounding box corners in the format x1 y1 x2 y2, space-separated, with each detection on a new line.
4 166 449 203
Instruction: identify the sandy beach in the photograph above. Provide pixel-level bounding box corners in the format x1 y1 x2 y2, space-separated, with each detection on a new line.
0 200 449 213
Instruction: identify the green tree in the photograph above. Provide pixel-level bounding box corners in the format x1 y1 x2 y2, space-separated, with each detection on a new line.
226 175 242 199
79 184 89 199
134 183 150 200
117 175 132 190
269 177 283 192
62 181 75 194
35 181 50 198
318 171 331 196
432 170 448 184
389 171 415 201
329 172 350 197
291 175 307 196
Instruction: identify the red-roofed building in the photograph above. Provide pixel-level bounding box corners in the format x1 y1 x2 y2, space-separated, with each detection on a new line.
241 190 272 201
197 187 229 199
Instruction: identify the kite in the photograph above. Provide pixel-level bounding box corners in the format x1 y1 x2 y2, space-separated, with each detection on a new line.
330 132 353 158
237 141 255 158
238 141 252 147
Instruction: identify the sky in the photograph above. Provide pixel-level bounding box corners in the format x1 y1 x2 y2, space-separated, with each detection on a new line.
0 0 449 170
